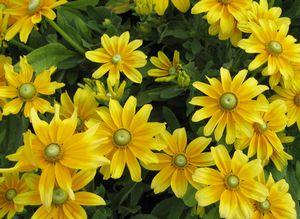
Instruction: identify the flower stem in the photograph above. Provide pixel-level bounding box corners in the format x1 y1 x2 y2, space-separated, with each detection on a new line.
47 19 85 55
9 39 34 52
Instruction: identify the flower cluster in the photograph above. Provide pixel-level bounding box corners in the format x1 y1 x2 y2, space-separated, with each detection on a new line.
0 0 298 219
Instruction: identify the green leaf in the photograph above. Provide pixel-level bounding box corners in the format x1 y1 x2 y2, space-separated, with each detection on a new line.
24 43 76 74
162 106 180 131
152 197 185 219
182 185 197 207
66 0 99 10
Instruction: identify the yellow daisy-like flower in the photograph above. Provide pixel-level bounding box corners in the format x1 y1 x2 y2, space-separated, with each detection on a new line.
235 95 292 171
85 31 147 85
148 50 180 82
89 96 166 182
4 0 67 43
0 173 28 219
153 0 190 16
60 88 100 131
251 172 296 219
273 81 300 129
0 105 110 208
193 145 268 219
189 67 269 144
238 0 291 34
144 128 214 198
191 0 252 45
238 19 300 80
0 56 64 117
82 78 126 102
14 170 106 219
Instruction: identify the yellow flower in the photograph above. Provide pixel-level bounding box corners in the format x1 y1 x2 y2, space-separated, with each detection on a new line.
148 50 180 82
273 81 300 129
14 170 106 219
238 0 291 33
189 67 269 144
85 31 147 85
0 105 110 208
153 0 190 16
134 0 154 15
0 56 64 117
0 173 28 219
4 0 67 43
251 172 296 219
89 96 165 182
81 78 126 102
238 19 300 80
60 88 100 131
144 128 214 198
235 95 292 171
191 0 252 46
193 145 268 219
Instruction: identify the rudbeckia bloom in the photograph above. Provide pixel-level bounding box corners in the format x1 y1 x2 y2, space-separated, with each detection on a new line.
144 128 214 198
0 56 64 117
4 0 67 43
191 0 252 45
235 95 292 171
189 67 269 144
250 172 296 219
238 0 291 33
273 81 300 129
89 96 166 182
154 0 190 16
238 19 300 80
0 173 28 219
0 105 110 208
60 88 100 131
14 170 106 219
85 31 147 85
193 145 268 219
148 50 180 82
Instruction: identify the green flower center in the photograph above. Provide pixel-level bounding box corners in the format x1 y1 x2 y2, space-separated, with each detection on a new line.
112 54 122 64
226 175 239 189
257 199 271 212
0 3 7 11
44 143 62 162
253 122 268 133
267 41 282 55
220 92 238 110
19 83 37 100
113 129 131 147
168 67 177 75
5 188 17 201
28 0 41 12
52 188 68 205
294 94 300 106
174 154 188 168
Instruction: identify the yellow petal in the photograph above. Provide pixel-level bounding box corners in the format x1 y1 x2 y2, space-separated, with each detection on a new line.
39 164 55 208
219 190 237 219
151 165 174 194
125 149 142 182
171 169 188 198
74 191 106 206
55 163 75 200
192 168 223 185
72 169 96 191
110 149 126 179
211 145 231 175
195 184 224 206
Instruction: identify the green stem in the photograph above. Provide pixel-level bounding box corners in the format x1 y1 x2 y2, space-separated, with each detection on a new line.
9 39 34 52
47 19 85 55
